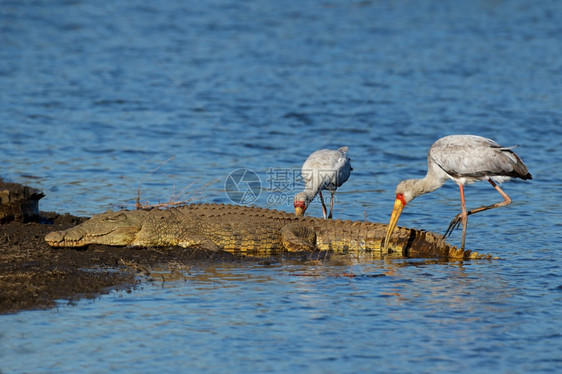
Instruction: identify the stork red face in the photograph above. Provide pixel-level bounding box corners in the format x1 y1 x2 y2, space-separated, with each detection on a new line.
382 193 407 252
294 200 307 216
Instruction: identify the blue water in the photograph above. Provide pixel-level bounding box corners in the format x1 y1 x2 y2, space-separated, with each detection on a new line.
1 0 561 372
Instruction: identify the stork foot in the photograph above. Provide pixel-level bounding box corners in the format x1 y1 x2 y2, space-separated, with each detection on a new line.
444 213 463 238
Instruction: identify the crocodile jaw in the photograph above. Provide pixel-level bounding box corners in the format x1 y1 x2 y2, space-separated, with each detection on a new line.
45 226 140 247
45 210 143 247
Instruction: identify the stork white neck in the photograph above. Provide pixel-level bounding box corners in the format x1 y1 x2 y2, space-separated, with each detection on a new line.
397 167 448 204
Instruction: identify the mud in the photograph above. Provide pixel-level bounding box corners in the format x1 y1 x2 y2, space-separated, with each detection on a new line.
0 211 264 315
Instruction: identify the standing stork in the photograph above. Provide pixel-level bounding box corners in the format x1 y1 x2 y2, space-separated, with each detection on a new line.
382 135 532 251
294 147 352 219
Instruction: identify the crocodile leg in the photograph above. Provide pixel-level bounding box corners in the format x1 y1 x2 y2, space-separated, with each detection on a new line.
177 237 222 251
134 221 223 250
280 223 317 252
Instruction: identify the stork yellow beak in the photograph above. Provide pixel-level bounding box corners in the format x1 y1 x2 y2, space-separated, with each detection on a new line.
295 206 304 216
382 196 405 252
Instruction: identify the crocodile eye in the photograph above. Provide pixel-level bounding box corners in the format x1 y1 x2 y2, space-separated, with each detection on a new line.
103 213 127 222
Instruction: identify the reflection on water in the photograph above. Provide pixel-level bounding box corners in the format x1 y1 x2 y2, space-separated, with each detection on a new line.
1 258 559 373
1 0 562 372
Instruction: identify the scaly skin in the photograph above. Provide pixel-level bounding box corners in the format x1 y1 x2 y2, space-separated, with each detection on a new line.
45 203 493 260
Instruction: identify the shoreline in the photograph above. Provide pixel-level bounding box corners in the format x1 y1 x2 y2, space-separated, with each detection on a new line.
0 210 260 315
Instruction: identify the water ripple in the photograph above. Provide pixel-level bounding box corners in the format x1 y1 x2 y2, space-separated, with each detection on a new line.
1 0 562 373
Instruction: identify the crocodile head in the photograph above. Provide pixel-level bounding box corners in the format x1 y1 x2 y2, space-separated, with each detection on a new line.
45 210 144 247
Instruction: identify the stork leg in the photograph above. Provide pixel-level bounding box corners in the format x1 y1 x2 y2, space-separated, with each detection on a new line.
328 191 335 219
459 184 468 250
318 190 328 220
444 180 513 242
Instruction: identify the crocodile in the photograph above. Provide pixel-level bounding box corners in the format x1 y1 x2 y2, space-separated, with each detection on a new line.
45 203 492 260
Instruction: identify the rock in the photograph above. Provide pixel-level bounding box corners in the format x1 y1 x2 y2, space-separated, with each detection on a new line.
0 178 45 223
